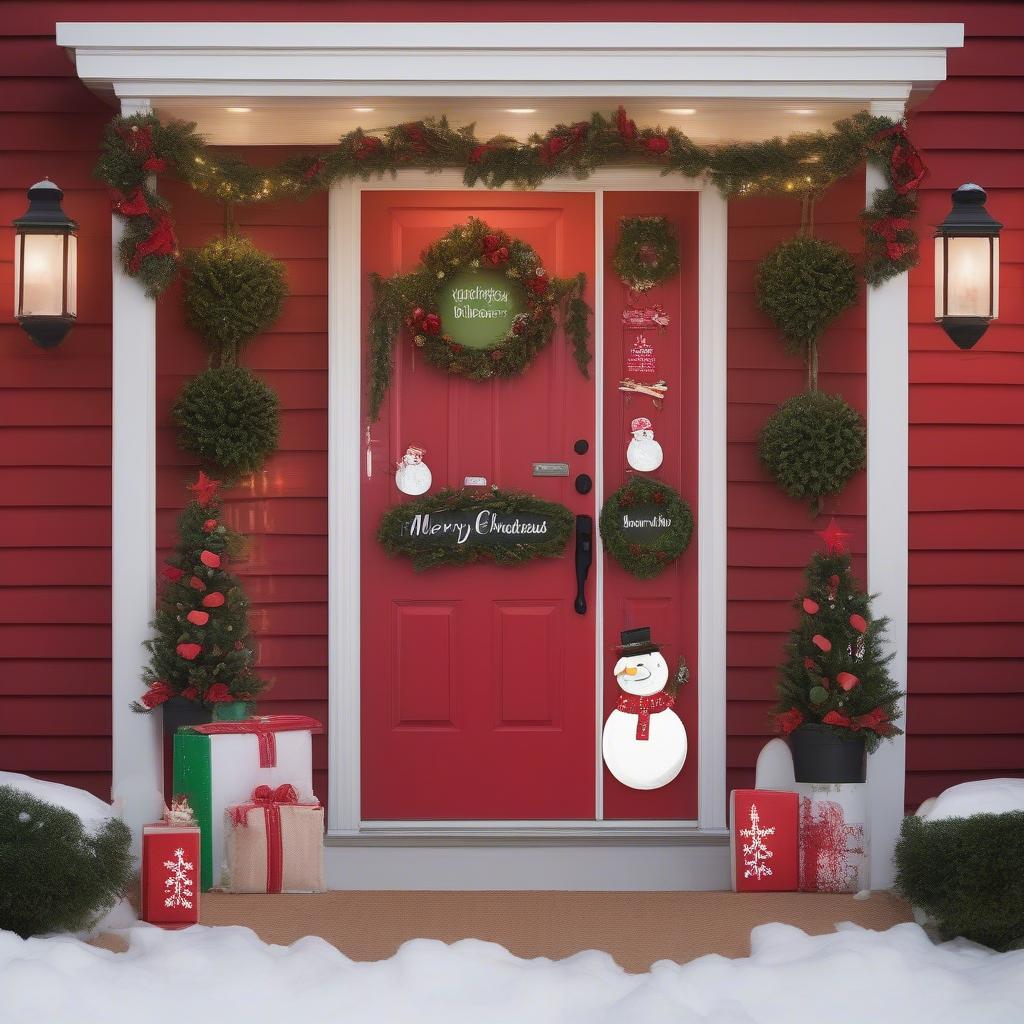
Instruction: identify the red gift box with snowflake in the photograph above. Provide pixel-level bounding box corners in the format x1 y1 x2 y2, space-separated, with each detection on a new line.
729 789 799 892
141 815 200 926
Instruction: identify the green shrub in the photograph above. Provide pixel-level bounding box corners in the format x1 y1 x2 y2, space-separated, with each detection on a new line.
184 236 287 364
173 366 280 480
0 786 132 938
759 391 866 512
895 812 1024 952
756 236 858 356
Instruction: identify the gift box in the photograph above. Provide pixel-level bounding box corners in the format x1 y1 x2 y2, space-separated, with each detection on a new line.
797 782 869 893
730 789 799 892
172 714 320 890
141 811 201 926
224 784 325 893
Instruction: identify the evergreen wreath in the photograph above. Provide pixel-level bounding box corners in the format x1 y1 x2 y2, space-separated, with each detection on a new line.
184 235 288 365
367 217 591 421
599 477 694 579
0 785 132 937
96 109 924 296
173 366 280 480
758 391 866 515
612 216 680 291
378 487 573 571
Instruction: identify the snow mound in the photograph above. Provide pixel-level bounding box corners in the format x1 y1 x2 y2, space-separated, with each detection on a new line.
921 778 1024 823
0 771 116 835
2 921 1023 1024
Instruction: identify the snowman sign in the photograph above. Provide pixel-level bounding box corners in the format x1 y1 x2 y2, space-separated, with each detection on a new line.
603 627 687 790
626 416 664 472
395 444 432 496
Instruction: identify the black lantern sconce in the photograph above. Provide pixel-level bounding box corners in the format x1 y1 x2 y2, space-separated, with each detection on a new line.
13 179 78 349
935 184 1001 350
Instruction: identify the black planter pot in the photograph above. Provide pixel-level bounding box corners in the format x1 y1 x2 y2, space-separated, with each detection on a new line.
161 696 212 735
790 725 866 783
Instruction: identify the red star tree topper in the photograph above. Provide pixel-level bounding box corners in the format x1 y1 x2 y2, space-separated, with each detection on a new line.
133 474 268 712
772 525 903 752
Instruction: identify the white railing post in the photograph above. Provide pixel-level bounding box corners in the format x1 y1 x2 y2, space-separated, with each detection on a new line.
865 99 910 889
110 97 163 862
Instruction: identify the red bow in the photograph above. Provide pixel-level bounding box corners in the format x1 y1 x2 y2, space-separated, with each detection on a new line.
110 188 150 216
142 681 174 708
253 783 298 806
304 157 326 180
128 213 177 272
823 707 894 735
117 123 154 157
871 217 914 260
616 105 637 142
616 690 676 740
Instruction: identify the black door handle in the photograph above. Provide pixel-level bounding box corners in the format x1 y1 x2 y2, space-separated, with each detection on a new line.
574 514 593 615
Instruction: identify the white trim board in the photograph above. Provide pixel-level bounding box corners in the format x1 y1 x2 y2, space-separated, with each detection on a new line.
57 22 961 102
327 169 729 858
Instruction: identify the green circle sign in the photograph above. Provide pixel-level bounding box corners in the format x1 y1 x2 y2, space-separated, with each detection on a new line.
437 270 524 350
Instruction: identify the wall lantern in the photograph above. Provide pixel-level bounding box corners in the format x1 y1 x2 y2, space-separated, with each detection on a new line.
13 179 78 349
935 183 1001 350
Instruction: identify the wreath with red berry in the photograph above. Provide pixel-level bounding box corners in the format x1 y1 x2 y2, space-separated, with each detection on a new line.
613 216 680 292
599 477 693 579
367 218 591 420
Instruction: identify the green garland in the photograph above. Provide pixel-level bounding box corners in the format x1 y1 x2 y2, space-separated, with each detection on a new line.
599 478 694 579
378 487 573 571
613 216 680 291
95 108 924 296
367 218 591 421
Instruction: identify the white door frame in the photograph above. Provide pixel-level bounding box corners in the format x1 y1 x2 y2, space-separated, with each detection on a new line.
327 168 727 841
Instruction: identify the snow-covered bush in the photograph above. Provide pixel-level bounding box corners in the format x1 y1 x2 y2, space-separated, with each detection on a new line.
895 779 1024 952
0 776 132 938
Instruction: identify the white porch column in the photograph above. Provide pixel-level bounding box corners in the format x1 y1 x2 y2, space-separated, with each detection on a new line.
865 99 910 889
110 98 163 861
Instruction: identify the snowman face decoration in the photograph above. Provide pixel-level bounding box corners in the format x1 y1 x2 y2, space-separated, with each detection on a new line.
626 416 664 472
602 630 687 791
395 445 432 496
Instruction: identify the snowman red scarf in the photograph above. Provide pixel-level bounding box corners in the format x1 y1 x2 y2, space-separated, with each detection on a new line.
616 690 676 740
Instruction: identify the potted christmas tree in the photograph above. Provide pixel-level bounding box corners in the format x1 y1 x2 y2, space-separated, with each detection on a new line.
774 519 903 783
133 472 268 731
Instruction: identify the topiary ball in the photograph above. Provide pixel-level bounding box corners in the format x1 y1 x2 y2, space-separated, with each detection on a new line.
756 237 858 355
173 366 280 479
184 236 287 362
0 785 132 937
758 391 866 511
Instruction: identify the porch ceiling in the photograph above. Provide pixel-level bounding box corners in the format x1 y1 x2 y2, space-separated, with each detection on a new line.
149 97 866 148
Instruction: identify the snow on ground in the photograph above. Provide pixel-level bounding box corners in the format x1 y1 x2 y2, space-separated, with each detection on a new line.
1 921 1022 1024
920 778 1024 822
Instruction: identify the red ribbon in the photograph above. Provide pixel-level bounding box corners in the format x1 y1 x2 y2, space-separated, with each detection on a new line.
189 715 322 767
230 784 301 893
823 707 894 735
110 188 150 216
616 690 676 740
871 217 914 260
128 213 177 273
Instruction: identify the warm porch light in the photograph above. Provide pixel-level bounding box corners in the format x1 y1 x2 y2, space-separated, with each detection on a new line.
13 179 78 349
934 183 1001 350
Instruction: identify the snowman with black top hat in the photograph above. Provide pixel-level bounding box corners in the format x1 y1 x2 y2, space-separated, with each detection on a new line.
603 627 687 790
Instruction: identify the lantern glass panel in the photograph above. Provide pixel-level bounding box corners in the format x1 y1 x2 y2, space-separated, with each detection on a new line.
66 233 78 317
944 235 994 318
934 236 944 319
17 232 66 316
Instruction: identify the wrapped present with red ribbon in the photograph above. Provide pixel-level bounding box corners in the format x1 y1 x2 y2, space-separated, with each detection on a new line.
224 784 324 893
173 714 321 891
729 789 799 892
141 797 200 926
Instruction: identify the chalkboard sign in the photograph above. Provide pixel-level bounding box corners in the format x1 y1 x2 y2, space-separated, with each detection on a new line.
599 479 694 580
618 503 674 543
379 488 573 571
437 270 525 350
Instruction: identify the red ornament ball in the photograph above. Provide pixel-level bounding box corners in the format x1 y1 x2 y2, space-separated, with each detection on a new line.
837 671 860 692
202 519 217 533
200 550 221 568
802 597 820 615
849 613 868 634
189 575 206 592
812 634 832 653
202 592 226 608
186 610 210 626
176 642 202 661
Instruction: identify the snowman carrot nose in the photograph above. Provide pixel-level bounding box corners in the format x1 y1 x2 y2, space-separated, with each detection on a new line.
621 666 639 676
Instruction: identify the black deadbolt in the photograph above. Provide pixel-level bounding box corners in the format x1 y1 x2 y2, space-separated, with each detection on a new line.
573 439 589 455
575 473 593 494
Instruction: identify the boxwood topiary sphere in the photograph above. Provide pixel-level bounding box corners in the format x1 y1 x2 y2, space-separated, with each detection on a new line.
0 785 132 937
756 237 859 355
184 236 287 361
173 366 280 479
759 391 866 510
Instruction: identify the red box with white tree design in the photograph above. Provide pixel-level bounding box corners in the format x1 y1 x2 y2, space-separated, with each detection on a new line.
730 790 799 892
141 823 201 926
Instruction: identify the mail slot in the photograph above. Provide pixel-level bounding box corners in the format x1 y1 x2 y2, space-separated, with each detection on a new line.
533 462 570 477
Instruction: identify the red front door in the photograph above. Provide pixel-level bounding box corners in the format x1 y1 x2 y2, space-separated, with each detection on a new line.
360 191 596 820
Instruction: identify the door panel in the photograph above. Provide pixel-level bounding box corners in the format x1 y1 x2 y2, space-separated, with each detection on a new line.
360 191 596 820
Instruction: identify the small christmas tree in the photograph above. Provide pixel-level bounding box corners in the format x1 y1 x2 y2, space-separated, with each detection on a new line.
774 519 903 753
133 472 268 712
